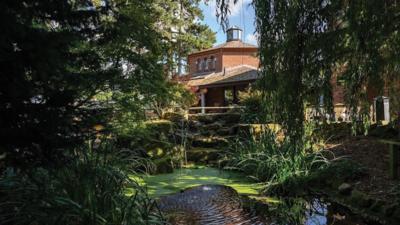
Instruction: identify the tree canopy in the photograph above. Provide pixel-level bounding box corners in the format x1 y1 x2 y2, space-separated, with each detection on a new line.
0 0 214 168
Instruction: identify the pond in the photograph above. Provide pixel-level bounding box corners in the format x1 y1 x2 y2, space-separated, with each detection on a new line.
135 167 378 225
133 166 264 197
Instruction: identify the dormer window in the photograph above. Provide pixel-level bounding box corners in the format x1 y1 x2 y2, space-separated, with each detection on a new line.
208 57 212 70
204 57 208 71
196 58 201 72
210 56 216 70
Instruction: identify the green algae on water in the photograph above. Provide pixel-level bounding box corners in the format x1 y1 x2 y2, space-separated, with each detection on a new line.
130 167 263 197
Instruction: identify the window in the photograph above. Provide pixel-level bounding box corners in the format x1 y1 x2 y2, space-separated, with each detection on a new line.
209 56 214 70
207 57 212 70
204 57 208 70
211 56 216 70
196 59 201 72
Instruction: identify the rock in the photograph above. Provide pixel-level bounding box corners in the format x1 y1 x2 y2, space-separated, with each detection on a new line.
153 157 174 174
186 148 219 163
203 122 223 131
216 113 240 123
163 112 186 122
189 120 203 129
144 120 174 136
191 136 230 148
215 127 232 136
338 183 352 195
189 113 241 125
191 114 215 124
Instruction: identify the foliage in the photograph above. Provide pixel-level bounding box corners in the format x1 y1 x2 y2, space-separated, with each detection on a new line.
309 159 366 187
149 82 196 118
0 142 163 225
253 0 335 143
224 127 328 195
112 119 188 172
155 0 216 76
0 0 215 224
0 0 214 168
333 1 400 119
239 89 271 123
216 0 400 142
0 0 165 167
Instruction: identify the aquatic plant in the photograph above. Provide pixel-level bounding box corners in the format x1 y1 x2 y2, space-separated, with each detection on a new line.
224 126 329 195
0 142 163 225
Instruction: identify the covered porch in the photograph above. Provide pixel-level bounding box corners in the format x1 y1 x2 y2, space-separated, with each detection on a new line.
187 65 259 114
193 83 248 114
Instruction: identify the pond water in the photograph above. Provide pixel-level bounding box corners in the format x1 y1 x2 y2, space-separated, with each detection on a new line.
135 166 264 197
136 167 377 225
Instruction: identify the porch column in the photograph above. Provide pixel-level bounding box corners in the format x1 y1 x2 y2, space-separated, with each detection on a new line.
200 92 205 114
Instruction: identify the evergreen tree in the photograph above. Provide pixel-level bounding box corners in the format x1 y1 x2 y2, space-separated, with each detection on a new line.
0 0 216 168
0 0 163 167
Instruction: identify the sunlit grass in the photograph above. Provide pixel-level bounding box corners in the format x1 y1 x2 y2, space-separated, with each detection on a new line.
129 167 264 197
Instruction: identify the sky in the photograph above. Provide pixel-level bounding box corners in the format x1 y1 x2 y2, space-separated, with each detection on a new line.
199 0 257 46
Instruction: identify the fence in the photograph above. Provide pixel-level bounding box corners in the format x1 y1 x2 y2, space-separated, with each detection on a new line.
188 106 245 114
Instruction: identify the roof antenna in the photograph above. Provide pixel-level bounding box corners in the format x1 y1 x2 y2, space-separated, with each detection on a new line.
241 0 245 65
241 0 245 42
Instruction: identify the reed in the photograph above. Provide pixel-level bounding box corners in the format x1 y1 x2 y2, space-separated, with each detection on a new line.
224 127 328 195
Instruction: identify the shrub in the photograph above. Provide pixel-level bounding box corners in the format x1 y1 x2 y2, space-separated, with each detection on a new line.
239 90 271 123
0 142 163 225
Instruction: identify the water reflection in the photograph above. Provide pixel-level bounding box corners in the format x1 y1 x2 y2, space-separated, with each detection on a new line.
158 184 374 225
158 184 265 225
267 198 370 225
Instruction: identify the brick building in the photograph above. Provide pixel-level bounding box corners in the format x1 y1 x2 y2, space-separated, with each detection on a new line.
184 26 259 111
182 26 394 121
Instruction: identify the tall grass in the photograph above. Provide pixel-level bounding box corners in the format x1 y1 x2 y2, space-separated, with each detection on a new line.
224 127 328 195
0 142 163 225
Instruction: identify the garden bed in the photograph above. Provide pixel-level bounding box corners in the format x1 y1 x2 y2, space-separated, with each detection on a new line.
327 137 399 202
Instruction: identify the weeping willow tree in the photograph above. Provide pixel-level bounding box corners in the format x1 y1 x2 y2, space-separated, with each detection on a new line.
333 1 400 128
216 0 335 144
254 1 337 143
216 0 400 143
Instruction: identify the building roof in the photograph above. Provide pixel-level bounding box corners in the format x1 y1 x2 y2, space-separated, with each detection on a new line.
191 40 257 55
187 65 259 87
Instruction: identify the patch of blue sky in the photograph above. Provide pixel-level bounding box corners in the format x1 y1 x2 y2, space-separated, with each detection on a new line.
199 0 257 46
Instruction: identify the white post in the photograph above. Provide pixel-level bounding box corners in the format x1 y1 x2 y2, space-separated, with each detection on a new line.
373 98 377 122
201 93 205 114
384 97 390 121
